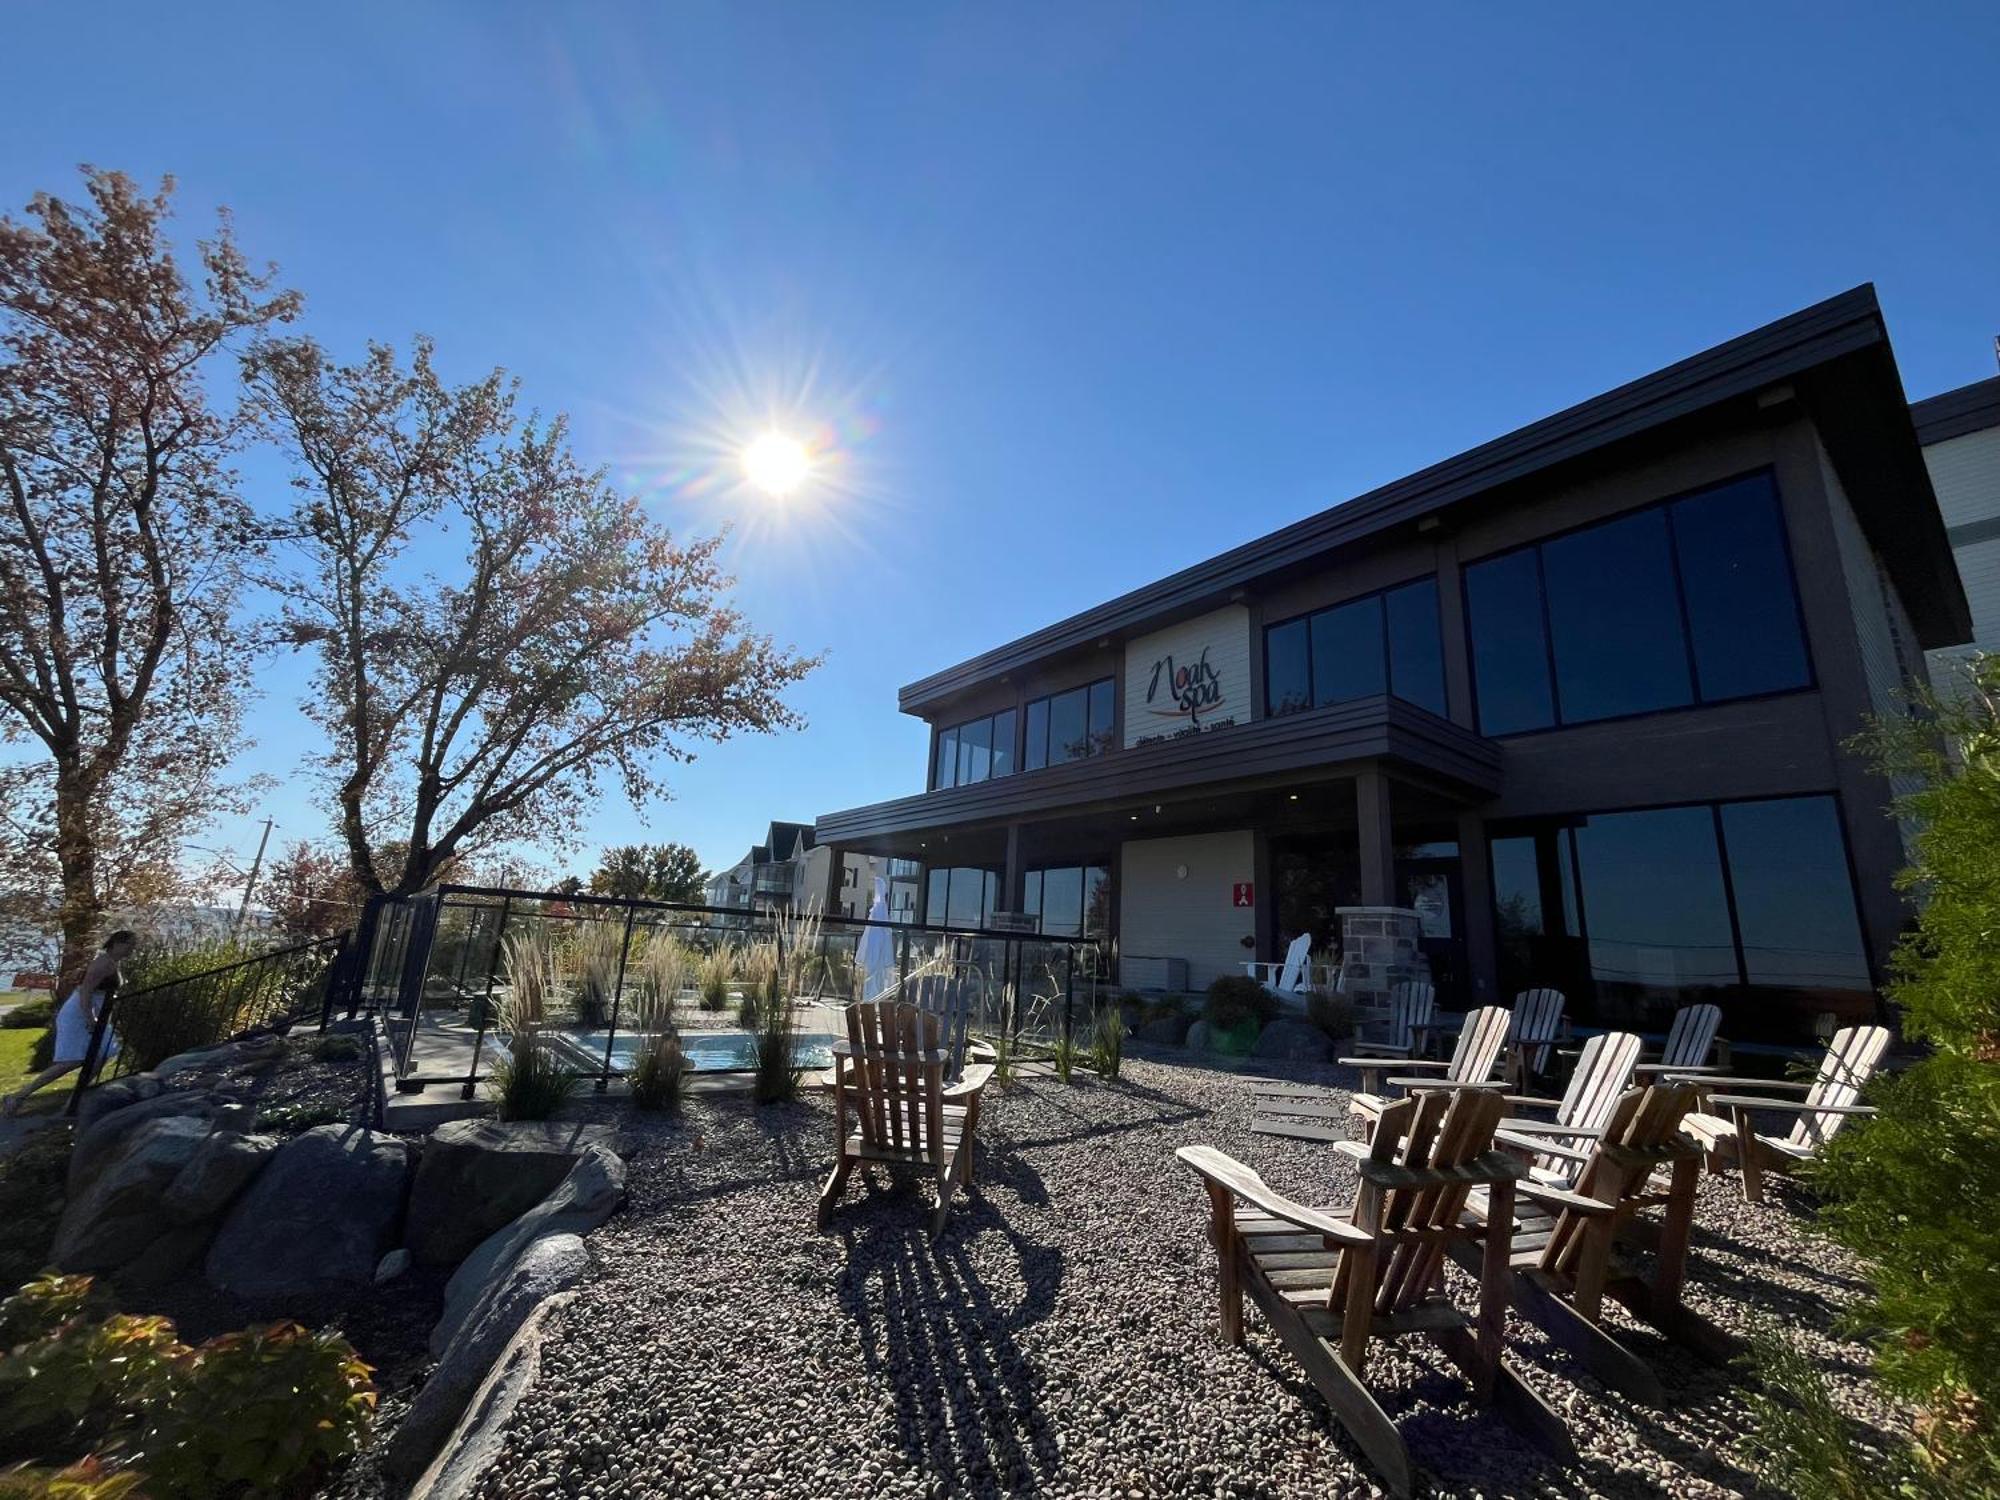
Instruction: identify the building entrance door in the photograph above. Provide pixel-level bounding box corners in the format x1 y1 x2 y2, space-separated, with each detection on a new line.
1397 849 1466 1002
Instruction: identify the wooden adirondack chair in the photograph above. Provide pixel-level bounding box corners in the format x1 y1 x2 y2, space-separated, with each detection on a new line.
1346 1005 1509 1142
1504 989 1568 1090
1486 1030 1644 1189
1677 1024 1889 1203
1342 982 1438 1063
819 999 995 1237
905 968 980 1083
1453 1082 1740 1404
1179 1089 1572 1497
1631 1003 1726 1081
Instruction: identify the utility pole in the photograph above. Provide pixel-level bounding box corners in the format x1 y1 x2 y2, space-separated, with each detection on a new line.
232 818 275 940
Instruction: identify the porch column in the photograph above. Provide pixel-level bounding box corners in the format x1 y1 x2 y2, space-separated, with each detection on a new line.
1456 810 1499 1004
1356 769 1395 907
1003 822 1024 914
820 843 846 916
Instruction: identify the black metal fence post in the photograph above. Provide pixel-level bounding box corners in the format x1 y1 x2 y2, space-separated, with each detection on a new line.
1064 944 1078 1044
598 903 640 1090
317 930 352 1031
394 895 441 1078
460 897 511 1101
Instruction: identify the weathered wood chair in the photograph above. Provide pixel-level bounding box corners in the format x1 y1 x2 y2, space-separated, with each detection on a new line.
905 968 985 1083
1453 1082 1740 1404
1484 1030 1645 1189
1346 1005 1509 1142
1341 981 1438 1065
1244 931 1315 997
1631 1002 1726 1081
1676 1023 1889 1203
819 999 995 1237
1179 1089 1572 1497
1504 988 1568 1090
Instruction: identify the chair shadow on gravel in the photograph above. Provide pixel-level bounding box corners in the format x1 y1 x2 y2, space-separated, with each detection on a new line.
833 1203 1066 1496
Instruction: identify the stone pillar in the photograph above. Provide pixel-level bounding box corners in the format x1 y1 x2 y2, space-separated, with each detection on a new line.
1335 906 1429 1008
1356 769 1395 907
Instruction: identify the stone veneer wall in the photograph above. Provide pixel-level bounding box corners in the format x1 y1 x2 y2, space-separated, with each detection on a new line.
1335 906 1428 1006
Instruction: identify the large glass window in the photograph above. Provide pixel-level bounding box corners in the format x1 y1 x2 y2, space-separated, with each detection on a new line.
1541 509 1692 722
930 709 1016 790
1024 678 1116 769
927 866 1000 928
1023 863 1112 937
1465 470 1809 735
1265 577 1443 719
1488 793 1872 1040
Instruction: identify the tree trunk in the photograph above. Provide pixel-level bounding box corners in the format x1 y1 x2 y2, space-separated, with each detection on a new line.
53 762 103 996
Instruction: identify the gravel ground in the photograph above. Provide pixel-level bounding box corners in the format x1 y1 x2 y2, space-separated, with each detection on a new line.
371 1050 1902 1499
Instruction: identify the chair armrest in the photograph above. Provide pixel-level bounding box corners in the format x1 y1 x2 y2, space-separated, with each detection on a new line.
1342 1041 1414 1059
1175 1145 1371 1245
1498 1094 1561 1111
1384 1076 1509 1092
1515 1180 1616 1216
1634 1061 1722 1076
1672 1075 1811 1092
1354 1056 1449 1073
1329 1139 1369 1164
944 1063 995 1101
1498 1133 1597 1166
1711 1095 1875 1117
1497 1118 1606 1138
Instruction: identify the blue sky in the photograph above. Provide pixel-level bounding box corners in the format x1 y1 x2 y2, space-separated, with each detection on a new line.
4 3 1998 882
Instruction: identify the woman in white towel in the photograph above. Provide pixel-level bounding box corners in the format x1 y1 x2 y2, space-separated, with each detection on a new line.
3 929 137 1115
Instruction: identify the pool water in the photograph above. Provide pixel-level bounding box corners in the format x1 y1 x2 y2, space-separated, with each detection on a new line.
565 1028 840 1074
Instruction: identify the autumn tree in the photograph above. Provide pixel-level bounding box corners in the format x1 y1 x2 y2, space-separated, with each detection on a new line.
261 838 366 939
588 841 705 903
0 169 297 983
248 336 817 898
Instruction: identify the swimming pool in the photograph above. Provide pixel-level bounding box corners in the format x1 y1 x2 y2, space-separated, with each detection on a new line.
558 1028 840 1074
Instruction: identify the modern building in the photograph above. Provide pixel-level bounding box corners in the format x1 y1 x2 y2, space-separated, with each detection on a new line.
706 821 920 922
1911 371 2000 686
816 286 1975 1046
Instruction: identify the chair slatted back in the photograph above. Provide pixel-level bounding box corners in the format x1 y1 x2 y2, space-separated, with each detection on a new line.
1446 1005 1512 1083
1518 1031 1644 1182
841 1000 946 1163
1509 989 1567 1076
1333 1087 1509 1317
1385 982 1437 1052
1276 932 1314 993
907 970 973 1082
1658 1004 1723 1070
1789 1024 1890 1149
1541 1082 1699 1278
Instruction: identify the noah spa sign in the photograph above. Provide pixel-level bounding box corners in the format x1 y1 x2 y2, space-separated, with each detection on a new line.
1124 605 1251 749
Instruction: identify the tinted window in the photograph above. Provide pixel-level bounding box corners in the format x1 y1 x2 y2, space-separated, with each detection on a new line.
1089 680 1116 754
956 716 991 785
946 867 991 928
1466 550 1555 734
933 726 958 790
1022 870 1042 925
990 709 1017 778
925 868 948 923
1490 836 1543 938
1385 578 1446 715
1541 508 1692 724
1571 806 1738 1022
1266 618 1310 716
1721 797 1871 997
1084 865 1111 936
1048 688 1089 763
1040 866 1084 937
1672 475 1809 701
1310 598 1386 706
1024 699 1048 771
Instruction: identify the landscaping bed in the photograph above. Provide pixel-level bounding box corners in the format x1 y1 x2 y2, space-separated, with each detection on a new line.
327 1052 1903 1499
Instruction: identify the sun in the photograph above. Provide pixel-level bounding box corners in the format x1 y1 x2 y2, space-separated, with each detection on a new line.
740 431 812 497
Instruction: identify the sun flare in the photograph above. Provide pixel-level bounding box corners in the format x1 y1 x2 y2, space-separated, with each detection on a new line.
741 431 812 497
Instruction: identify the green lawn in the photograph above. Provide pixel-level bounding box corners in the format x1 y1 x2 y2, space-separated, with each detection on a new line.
0 1028 38 1093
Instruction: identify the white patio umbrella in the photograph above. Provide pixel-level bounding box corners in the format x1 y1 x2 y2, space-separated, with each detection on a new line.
858 876 897 1000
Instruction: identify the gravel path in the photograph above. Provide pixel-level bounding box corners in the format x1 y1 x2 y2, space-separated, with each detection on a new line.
431 1050 1898 1499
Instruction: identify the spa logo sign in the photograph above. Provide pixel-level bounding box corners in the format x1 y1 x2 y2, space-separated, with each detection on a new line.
1124 605 1249 749
1145 648 1224 726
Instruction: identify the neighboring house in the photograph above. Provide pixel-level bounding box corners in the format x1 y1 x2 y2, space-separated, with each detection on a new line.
705 823 921 924
817 286 1970 1047
1912 373 2000 685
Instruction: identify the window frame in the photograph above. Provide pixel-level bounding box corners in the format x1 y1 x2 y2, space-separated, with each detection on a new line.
1462 467 1817 738
1263 574 1446 720
928 707 1019 791
1022 676 1118 771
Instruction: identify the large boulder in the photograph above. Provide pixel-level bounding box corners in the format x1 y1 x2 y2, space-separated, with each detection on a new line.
205 1124 413 1299
73 1073 163 1132
410 1290 578 1500
384 1233 589 1480
69 1090 227 1196
1184 1020 1213 1052
1251 1017 1332 1065
405 1120 616 1266
162 1131 277 1223
1135 1013 1191 1046
53 1116 211 1273
431 1143 624 1356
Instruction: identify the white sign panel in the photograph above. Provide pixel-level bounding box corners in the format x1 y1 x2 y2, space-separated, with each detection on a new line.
1124 605 1251 749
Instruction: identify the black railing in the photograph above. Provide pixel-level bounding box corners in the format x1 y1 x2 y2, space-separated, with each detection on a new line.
383 882 1112 1099
66 933 350 1114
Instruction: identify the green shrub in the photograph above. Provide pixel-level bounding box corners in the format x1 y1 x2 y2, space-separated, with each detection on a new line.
1089 1004 1124 1080
301 1032 363 1063
0 1274 373 1498
1306 990 1355 1041
697 948 732 1012
257 1102 346 1135
629 1031 689 1113
0 1455 145 1497
1738 657 2000 1495
26 1031 52 1076
1048 1031 1079 1084
1203 975 1277 1032
0 1135 71 1289
487 1041 579 1121
0 1001 52 1032
749 992 800 1105
735 991 761 1030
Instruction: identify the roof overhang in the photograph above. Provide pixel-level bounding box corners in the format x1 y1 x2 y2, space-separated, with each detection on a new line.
1911 375 2000 445
817 695 1500 850
899 284 1969 715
